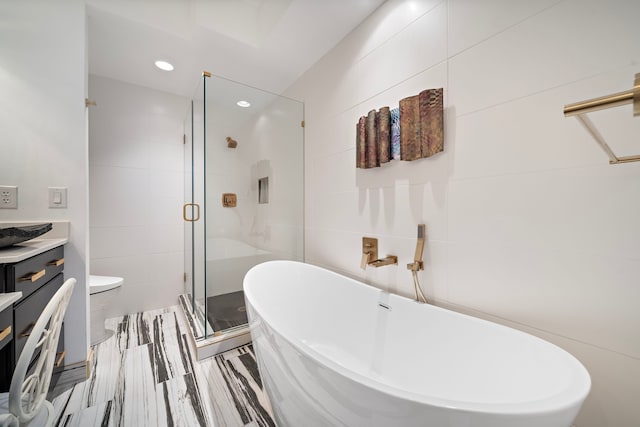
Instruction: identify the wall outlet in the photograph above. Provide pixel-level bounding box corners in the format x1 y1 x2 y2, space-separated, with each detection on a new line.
0 186 17 209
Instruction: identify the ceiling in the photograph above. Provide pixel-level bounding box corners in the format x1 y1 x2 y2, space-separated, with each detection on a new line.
87 0 385 98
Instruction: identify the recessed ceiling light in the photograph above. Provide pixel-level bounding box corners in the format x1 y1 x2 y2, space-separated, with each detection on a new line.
155 60 174 71
237 100 251 108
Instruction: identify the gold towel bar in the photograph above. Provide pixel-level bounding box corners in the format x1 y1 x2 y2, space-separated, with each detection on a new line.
563 73 640 165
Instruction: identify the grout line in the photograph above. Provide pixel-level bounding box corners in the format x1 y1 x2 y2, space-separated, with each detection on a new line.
447 0 567 61
447 155 640 183
355 0 447 65
334 59 449 118
433 298 640 362
453 63 635 120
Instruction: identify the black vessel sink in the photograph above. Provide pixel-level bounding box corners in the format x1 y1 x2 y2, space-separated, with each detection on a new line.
0 223 53 248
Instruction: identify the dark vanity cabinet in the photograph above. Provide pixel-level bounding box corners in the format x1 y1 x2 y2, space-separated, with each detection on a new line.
0 245 66 391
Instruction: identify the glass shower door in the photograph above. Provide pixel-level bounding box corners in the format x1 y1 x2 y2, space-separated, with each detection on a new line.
201 74 304 340
183 101 193 304
185 71 304 345
183 77 209 338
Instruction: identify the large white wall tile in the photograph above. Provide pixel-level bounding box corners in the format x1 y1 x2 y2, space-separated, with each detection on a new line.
451 64 640 179
355 2 447 105
449 0 640 116
448 0 562 56
349 0 444 62
568 340 640 427
448 242 640 358
90 226 148 259
89 76 187 318
436 301 640 427
448 165 640 259
311 149 358 194
89 165 150 227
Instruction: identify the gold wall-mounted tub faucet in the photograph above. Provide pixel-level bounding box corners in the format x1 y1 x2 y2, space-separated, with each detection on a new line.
361 237 398 269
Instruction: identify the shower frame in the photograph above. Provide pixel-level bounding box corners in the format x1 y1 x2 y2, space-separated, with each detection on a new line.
182 71 304 359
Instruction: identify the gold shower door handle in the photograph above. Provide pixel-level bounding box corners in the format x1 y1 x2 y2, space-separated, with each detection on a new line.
183 203 201 222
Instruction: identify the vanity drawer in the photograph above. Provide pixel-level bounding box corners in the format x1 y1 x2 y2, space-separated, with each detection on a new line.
0 307 12 352
14 273 63 362
9 246 64 300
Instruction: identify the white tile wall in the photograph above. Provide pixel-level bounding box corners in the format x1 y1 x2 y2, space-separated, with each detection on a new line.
447 0 562 56
216 96 305 259
449 0 640 117
89 75 188 319
288 0 640 425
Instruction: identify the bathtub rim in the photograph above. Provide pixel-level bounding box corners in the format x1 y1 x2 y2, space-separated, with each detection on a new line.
244 260 591 417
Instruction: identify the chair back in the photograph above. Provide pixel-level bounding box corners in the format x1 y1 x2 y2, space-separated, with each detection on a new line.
8 278 76 423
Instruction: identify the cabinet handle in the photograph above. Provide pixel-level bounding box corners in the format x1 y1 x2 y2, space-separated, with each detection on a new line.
19 269 46 283
0 326 11 341
55 350 66 367
47 258 65 267
19 322 35 338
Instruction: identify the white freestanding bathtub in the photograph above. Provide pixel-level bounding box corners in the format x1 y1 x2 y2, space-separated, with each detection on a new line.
244 261 590 427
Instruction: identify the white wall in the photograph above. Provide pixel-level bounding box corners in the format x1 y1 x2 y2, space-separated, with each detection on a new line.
286 0 640 425
238 97 304 260
205 97 304 256
89 75 187 318
0 0 88 365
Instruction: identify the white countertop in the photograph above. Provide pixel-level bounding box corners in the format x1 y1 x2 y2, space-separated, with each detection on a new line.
0 221 69 264
0 292 22 311
0 238 68 264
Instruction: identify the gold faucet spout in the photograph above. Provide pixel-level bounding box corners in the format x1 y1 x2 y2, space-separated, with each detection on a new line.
369 255 398 268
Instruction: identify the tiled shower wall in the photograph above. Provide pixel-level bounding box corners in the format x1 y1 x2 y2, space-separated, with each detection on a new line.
89 75 188 318
286 0 640 425
224 97 304 258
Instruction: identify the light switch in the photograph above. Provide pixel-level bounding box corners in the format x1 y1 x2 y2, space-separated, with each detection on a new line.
48 187 67 208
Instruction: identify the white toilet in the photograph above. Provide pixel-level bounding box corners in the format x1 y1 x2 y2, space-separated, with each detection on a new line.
89 275 123 346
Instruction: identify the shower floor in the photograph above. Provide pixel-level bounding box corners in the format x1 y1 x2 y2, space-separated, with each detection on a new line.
206 290 248 332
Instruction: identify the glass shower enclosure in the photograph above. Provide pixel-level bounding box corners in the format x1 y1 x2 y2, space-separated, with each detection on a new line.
183 72 304 356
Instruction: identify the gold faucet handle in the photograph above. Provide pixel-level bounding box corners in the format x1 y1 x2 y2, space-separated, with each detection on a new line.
360 252 371 269
361 237 378 269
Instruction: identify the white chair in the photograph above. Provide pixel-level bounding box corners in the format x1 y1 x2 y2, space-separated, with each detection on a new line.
0 278 76 426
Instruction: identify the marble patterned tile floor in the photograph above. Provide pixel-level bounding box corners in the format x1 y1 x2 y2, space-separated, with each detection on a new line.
49 306 276 427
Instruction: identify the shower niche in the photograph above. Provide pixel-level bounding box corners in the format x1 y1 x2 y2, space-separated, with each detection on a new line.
258 177 269 204
182 72 304 358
